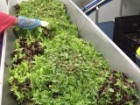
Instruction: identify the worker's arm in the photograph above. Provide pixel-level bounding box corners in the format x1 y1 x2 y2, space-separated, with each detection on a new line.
0 12 17 33
17 16 49 29
0 12 49 33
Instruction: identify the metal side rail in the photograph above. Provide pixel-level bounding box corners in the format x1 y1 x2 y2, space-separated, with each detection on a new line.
82 0 112 15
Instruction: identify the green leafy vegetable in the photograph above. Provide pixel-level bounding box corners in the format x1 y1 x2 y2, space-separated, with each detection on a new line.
9 0 140 105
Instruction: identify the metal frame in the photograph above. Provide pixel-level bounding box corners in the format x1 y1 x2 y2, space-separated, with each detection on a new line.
0 0 8 104
82 0 105 13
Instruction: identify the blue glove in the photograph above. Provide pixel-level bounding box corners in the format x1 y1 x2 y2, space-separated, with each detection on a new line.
17 16 41 29
17 16 49 29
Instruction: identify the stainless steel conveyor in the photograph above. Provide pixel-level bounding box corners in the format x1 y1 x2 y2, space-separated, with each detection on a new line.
0 0 140 104
0 0 8 104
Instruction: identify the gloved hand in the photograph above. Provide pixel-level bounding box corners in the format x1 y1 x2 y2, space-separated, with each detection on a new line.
17 16 49 29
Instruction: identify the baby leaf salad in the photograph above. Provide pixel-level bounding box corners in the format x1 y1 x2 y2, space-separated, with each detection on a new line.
9 0 140 105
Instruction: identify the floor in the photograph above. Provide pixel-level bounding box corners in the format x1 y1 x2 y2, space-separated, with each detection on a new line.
97 21 114 40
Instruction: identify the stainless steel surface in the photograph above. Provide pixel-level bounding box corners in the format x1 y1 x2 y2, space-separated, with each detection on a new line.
1 1 18 104
0 0 8 104
2 30 17 105
72 0 98 22
0 0 8 12
95 7 99 23
72 0 94 8
1 0 140 104
120 0 124 16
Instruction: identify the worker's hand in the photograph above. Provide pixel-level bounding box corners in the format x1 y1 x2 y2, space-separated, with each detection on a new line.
40 21 49 28
17 16 49 29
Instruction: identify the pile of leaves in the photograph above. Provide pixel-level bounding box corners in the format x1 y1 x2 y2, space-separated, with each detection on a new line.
9 0 140 104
